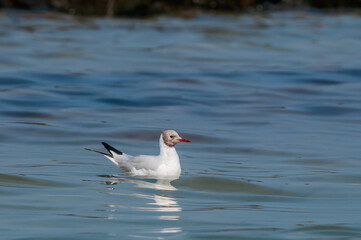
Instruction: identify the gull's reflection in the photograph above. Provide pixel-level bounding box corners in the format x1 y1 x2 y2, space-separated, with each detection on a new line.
102 176 177 191
128 178 177 192
100 175 182 235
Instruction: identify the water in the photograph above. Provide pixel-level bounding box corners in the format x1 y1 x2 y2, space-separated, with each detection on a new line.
1 10 361 239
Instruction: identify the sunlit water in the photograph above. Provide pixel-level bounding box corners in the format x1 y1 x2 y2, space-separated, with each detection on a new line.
0 10 361 239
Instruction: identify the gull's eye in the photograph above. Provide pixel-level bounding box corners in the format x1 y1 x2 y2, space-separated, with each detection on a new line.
170 135 174 138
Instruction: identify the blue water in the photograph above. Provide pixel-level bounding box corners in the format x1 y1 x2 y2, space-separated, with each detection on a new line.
0 11 361 239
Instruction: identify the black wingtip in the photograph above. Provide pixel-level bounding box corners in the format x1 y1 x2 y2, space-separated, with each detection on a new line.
84 148 112 157
102 142 123 155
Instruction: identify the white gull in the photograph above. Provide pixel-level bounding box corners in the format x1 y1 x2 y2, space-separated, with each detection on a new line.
86 130 191 180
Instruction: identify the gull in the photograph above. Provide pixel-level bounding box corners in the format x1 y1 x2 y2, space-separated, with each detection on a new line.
86 130 191 179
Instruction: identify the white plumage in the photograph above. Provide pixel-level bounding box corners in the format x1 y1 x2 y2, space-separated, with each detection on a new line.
86 130 191 180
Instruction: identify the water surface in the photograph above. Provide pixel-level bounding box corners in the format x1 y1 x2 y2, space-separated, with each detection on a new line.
0 11 361 239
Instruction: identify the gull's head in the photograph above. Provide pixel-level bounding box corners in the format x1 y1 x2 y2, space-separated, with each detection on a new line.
162 130 191 147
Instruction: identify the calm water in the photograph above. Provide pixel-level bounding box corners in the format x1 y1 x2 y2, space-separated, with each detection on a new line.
1 11 361 240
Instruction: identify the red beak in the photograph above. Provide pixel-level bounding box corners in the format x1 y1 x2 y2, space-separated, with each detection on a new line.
179 138 191 143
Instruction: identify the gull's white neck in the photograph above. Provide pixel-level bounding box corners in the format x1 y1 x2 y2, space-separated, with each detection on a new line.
158 134 181 178
159 134 179 161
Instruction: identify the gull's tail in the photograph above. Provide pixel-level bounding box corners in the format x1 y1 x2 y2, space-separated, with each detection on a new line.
85 142 123 167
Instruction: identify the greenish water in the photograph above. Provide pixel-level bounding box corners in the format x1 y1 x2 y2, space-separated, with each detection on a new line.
0 11 361 239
